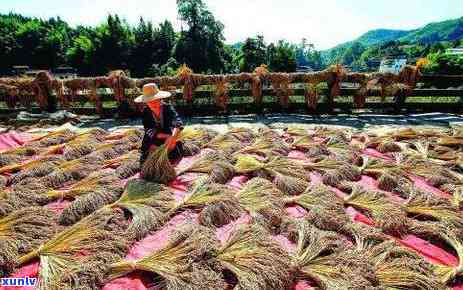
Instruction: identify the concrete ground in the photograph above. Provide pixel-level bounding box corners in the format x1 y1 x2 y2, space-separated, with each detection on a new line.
80 112 463 132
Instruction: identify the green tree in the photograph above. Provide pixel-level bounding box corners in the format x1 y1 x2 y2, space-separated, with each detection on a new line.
267 40 297 72
93 14 134 74
156 20 176 66
238 35 267 72
130 17 157 77
0 15 20 74
174 0 227 73
66 34 96 75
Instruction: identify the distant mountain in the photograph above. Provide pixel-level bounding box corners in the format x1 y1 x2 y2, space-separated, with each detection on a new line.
323 16 463 65
399 17 463 43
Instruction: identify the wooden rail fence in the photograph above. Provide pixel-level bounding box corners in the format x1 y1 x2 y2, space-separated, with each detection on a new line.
0 66 462 117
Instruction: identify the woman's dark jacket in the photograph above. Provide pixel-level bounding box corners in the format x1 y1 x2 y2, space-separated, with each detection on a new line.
140 103 184 162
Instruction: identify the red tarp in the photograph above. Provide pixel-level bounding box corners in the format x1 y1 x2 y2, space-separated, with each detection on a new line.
0 132 33 151
2 142 463 289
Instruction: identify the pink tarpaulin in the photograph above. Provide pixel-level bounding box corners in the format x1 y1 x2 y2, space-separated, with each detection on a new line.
0 262 39 290
0 131 33 151
103 211 198 290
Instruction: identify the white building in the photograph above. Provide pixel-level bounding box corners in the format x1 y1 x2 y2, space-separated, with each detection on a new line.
379 57 407 74
445 48 463 56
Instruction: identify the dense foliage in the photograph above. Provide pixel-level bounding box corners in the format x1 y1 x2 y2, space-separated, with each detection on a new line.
0 0 323 76
1 3 461 76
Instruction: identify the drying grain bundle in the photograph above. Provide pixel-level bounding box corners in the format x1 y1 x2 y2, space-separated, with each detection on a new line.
108 224 226 290
58 184 124 225
344 185 408 235
45 170 121 201
141 127 207 183
441 183 463 208
114 151 142 179
105 128 143 144
409 221 463 284
235 155 310 195
285 184 345 215
302 157 361 187
19 209 130 290
269 73 293 108
227 127 256 143
42 155 102 189
366 135 403 153
177 151 234 184
89 141 134 161
200 177 285 230
215 224 293 290
141 143 175 184
288 220 365 290
206 133 242 156
1 156 63 185
409 160 462 188
169 178 234 218
0 181 52 217
107 179 174 240
360 156 410 192
233 135 290 159
27 129 76 148
177 64 199 103
0 147 38 167
404 190 463 227
61 131 106 160
359 240 445 290
0 207 58 276
181 127 218 156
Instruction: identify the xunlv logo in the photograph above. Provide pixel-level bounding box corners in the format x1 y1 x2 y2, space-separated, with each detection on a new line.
0 277 37 286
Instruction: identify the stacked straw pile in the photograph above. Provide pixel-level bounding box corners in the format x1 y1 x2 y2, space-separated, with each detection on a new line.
1 123 463 289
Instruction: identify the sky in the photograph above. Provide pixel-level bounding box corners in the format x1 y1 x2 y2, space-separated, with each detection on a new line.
1 0 463 49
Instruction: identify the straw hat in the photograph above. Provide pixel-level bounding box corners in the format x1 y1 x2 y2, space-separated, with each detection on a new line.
134 83 171 103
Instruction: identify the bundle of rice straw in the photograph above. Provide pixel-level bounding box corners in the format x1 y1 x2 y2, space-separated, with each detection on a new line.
359 240 445 289
215 224 293 289
0 147 37 167
169 178 234 217
177 151 235 184
42 155 102 189
27 129 76 148
206 134 242 156
227 127 256 143
0 182 52 217
409 221 463 284
2 156 63 185
289 220 365 289
0 207 58 276
233 136 290 159
18 209 129 290
235 155 310 195
45 171 120 201
58 185 124 225
140 127 206 184
301 155 362 187
360 156 409 192
233 177 285 229
404 189 463 227
285 185 345 215
141 144 175 184
107 179 174 240
343 185 408 235
113 151 142 179
108 224 227 290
